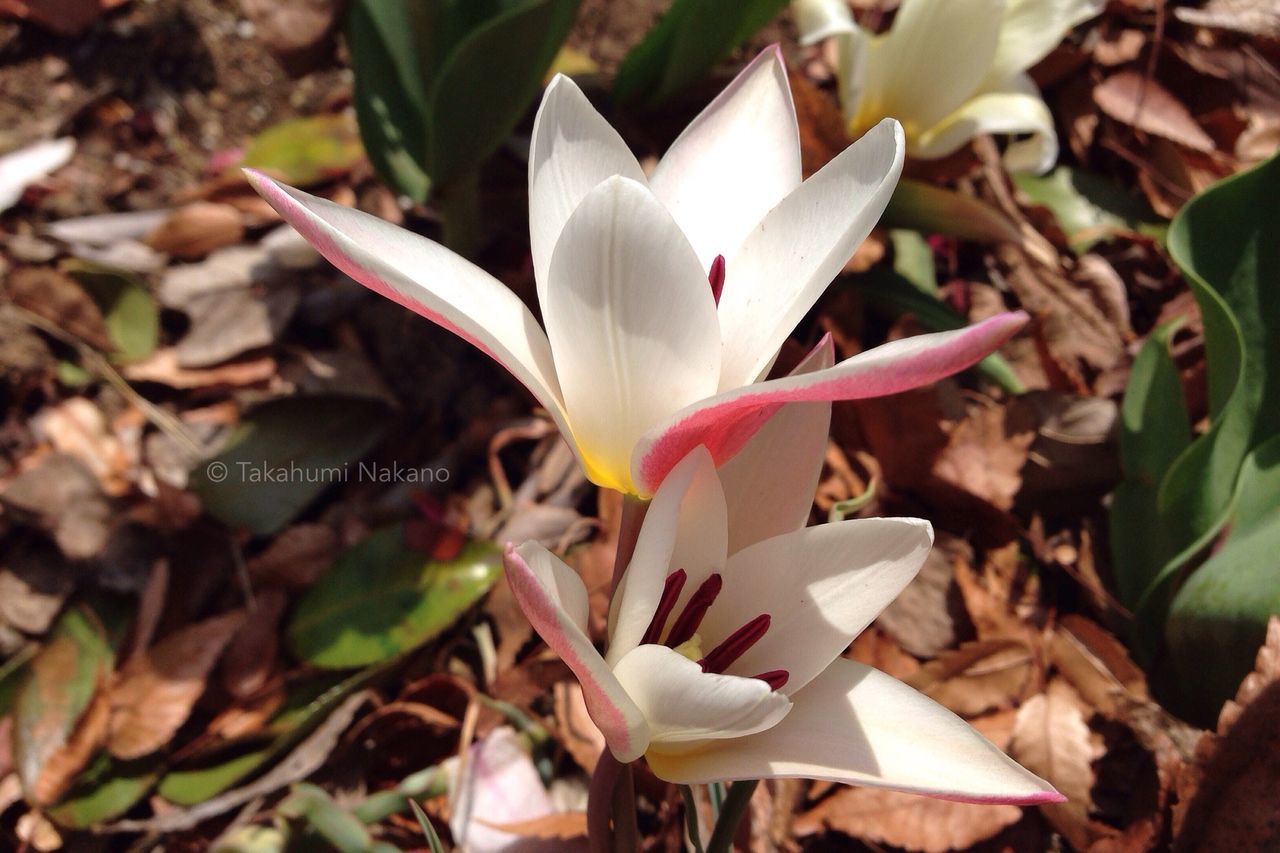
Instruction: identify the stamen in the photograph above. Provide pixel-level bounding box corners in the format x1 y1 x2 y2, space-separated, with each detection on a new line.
640 569 687 646
665 573 722 648
699 614 771 674
752 669 790 690
708 255 726 305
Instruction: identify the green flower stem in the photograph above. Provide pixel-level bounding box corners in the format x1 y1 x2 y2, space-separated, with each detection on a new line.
680 785 705 853
587 752 621 853
439 168 482 258
705 780 759 853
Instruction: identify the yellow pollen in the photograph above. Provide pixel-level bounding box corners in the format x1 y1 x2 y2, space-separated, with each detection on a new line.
672 635 703 662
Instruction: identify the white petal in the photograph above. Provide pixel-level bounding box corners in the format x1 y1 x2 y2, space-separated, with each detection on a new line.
244 171 574 445
449 727 559 853
987 0 1105 83
861 0 1005 133
716 119 904 389
632 313 1027 495
543 176 720 495
0 137 75 212
528 75 647 301
648 47 802 268
914 74 1058 174
647 658 1064 805
703 518 932 693
607 448 727 665
793 0 857 43
718 336 834 556
503 543 650 762
611 644 792 747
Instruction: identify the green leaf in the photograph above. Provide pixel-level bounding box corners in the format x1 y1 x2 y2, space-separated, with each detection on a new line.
889 230 938 296
157 747 271 806
409 798 446 853
239 114 366 188
287 526 501 668
1015 166 1163 252
12 606 115 805
347 0 432 201
280 783 375 853
61 260 159 363
1108 319 1191 608
190 394 388 535
614 0 787 108
882 179 1022 245
854 266 1024 394
425 0 579 187
1166 433 1280 723
48 754 161 828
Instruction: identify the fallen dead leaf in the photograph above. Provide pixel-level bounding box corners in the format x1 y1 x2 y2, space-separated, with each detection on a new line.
874 533 966 658
1050 614 1148 717
906 639 1035 717
1094 71 1216 153
123 348 277 389
107 609 246 759
245 523 338 587
6 266 112 351
553 681 605 774
239 0 343 73
0 0 126 35
932 398 1037 511
219 590 287 699
144 202 245 260
1011 678 1104 850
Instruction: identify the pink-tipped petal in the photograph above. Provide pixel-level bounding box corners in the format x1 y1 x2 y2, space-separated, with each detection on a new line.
717 335 834 555
528 75 647 301
717 118 905 389
646 658 1063 805
631 312 1027 494
648 46 802 270
607 447 726 665
243 170 575 447
543 176 720 494
503 543 650 762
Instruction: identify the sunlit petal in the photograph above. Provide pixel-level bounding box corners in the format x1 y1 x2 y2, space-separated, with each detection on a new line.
914 73 1057 173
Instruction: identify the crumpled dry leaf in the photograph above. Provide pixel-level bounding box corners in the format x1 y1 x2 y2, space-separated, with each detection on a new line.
0 0 126 35
32 398 134 496
1094 71 1216 153
1175 0 1280 39
906 639 1035 717
1171 616 1280 851
1050 614 1148 717
239 0 343 73
1011 678 1104 850
553 681 605 775
2 453 112 559
874 533 967 657
107 609 246 759
123 348 277 389
144 202 245 260
932 398 1037 511
793 712 1023 851
6 266 112 351
0 537 73 636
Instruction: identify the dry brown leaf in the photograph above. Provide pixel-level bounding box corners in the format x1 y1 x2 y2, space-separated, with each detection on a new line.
906 639 1034 717
31 398 134 496
1050 614 1148 717
788 67 849 177
219 590 286 699
1175 0 1280 39
1094 71 1216 152
107 609 246 759
123 348 277 389
874 534 966 658
1011 679 1103 850
239 0 343 72
553 681 605 774
246 523 338 587
793 712 1023 851
846 624 921 681
144 202 245 260
6 266 112 351
932 399 1037 511
0 0 126 35
1172 617 1280 852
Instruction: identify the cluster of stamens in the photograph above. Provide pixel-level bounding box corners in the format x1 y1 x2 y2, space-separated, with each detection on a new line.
640 568 788 691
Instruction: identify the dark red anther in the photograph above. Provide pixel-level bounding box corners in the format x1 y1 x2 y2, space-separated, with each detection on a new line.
665 573 723 649
708 255 726 305
640 569 687 646
752 669 790 690
699 614 771 674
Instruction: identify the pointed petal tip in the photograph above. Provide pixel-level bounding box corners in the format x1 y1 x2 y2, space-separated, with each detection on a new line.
951 786 1066 806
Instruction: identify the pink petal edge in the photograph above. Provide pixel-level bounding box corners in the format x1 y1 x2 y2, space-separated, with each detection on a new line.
501 544 644 761
633 312 1027 494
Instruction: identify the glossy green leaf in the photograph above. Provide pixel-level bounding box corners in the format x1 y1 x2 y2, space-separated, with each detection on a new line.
1134 154 1280 638
240 114 365 188
883 178 1022 245
12 606 115 805
190 394 388 535
1015 166 1163 252
62 260 159 363
889 230 938 296
48 754 161 828
1108 319 1191 609
614 0 786 108
1167 433 1280 723
287 527 501 668
426 0 578 186
158 746 271 806
347 0 432 201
